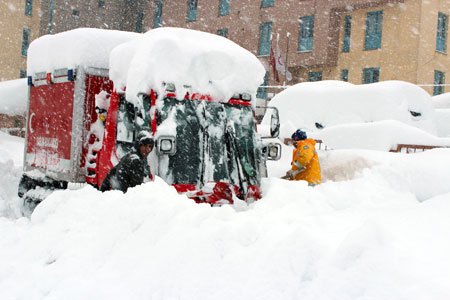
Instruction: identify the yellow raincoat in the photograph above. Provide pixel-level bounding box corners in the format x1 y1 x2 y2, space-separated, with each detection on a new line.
287 138 321 184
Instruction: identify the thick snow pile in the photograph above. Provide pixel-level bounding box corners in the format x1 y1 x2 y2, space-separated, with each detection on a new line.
0 79 27 116
262 80 437 139
309 120 450 151
432 92 450 109
109 27 266 104
1 133 450 299
27 28 140 75
434 109 450 137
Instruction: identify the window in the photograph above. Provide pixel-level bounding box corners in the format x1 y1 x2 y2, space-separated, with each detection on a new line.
341 69 349 82
136 9 144 32
153 0 163 28
25 0 32 16
299 16 314 52
308 71 322 82
98 0 105 8
363 68 380 84
256 72 269 99
343 15 351 52
219 0 229 16
258 22 272 56
261 0 274 7
187 0 197 22
434 70 445 95
20 70 27 78
217 29 228 38
436 13 448 53
72 9 79 16
21 28 30 57
365 11 383 50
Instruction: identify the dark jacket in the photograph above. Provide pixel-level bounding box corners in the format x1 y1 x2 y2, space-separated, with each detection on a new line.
100 149 147 193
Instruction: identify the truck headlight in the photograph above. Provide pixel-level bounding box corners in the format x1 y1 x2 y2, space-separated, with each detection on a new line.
157 136 176 155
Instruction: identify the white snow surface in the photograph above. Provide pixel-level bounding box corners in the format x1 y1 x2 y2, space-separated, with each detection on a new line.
27 28 140 75
109 27 266 104
0 79 27 116
432 92 450 109
1 131 450 300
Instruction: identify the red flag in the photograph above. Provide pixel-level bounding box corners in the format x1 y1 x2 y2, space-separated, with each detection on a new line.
269 45 279 82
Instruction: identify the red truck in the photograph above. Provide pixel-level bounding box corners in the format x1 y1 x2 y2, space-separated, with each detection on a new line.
18 29 281 215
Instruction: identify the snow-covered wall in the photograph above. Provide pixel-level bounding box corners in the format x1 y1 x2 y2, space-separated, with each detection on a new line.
27 28 140 75
0 79 27 116
109 27 266 104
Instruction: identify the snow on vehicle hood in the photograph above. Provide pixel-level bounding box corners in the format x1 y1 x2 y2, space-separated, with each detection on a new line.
109 27 266 105
27 28 141 75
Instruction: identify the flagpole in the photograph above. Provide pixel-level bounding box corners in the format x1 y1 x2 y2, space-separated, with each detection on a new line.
285 32 290 84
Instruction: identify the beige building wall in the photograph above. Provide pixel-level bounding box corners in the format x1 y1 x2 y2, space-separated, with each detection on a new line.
0 0 41 81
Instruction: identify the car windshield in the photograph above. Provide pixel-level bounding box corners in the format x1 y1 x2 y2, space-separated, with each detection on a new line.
157 97 261 189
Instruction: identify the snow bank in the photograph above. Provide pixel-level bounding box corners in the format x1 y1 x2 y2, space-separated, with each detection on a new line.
27 28 140 75
2 131 450 299
109 27 266 104
0 79 27 116
435 109 450 137
432 92 450 109
262 80 437 139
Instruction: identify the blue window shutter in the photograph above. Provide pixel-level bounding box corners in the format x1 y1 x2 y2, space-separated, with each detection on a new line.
343 15 351 52
153 0 163 28
219 0 230 16
21 28 30 57
363 68 380 84
258 22 272 56
187 0 197 21
257 72 269 99
25 0 33 16
308 71 322 82
217 29 228 38
136 10 143 32
299 16 314 52
365 11 383 50
261 0 274 8
434 70 445 95
436 13 448 52
341 69 349 82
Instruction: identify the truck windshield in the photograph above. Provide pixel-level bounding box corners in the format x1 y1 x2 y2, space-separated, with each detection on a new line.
157 98 261 190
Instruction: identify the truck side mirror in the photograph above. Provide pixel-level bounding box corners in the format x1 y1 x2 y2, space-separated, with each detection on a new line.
157 136 176 155
270 107 280 138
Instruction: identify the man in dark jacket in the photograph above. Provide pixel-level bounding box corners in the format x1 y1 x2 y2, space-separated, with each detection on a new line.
100 131 154 193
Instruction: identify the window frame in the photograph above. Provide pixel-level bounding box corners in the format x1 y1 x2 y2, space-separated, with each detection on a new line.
25 0 33 16
342 15 352 53
434 70 445 95
308 71 322 82
364 10 383 50
219 0 230 16
187 0 197 22
217 28 228 38
299 15 315 52
362 67 380 84
258 22 272 56
153 0 163 28
261 0 274 8
21 28 30 57
256 72 269 99
436 12 448 53
341 69 349 82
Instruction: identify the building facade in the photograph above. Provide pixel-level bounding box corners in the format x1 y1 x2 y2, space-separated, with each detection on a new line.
0 0 41 81
145 0 450 96
1 0 449 96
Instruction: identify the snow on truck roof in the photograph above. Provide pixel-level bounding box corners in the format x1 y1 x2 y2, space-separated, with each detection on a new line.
26 28 141 75
109 27 266 103
0 78 27 116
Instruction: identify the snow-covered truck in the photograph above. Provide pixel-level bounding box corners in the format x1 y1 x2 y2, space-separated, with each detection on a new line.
18 28 281 214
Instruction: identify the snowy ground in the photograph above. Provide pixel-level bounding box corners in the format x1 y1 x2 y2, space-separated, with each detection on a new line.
1 131 450 300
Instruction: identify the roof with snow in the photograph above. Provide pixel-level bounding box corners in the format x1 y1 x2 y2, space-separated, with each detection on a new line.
27 28 141 75
0 79 27 116
109 27 266 104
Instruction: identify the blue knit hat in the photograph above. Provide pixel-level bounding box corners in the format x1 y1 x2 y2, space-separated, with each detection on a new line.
291 129 307 141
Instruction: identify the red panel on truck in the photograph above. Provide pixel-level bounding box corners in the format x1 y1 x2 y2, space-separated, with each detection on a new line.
26 82 74 172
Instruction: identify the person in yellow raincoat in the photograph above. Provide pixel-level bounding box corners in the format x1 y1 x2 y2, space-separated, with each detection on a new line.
281 129 321 185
